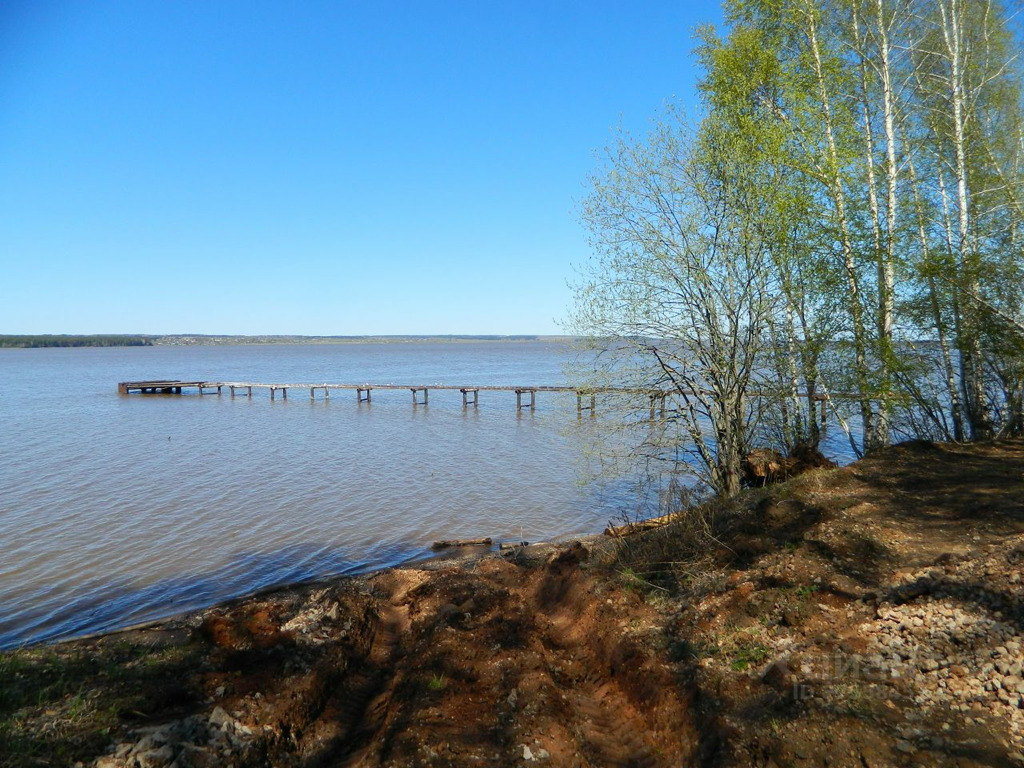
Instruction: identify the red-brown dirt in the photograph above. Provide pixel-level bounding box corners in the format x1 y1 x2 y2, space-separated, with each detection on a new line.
3 439 1024 768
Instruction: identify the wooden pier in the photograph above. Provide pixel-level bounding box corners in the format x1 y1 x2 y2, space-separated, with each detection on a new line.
118 380 218 395
117 379 830 421
117 379 626 413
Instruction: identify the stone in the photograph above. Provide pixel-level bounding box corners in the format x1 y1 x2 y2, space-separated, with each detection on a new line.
522 744 535 761
208 706 233 729
135 744 176 768
133 735 164 754
177 744 217 768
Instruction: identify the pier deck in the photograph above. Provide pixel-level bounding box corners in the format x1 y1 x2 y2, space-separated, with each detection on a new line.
117 380 215 395
117 379 666 414
117 379 829 419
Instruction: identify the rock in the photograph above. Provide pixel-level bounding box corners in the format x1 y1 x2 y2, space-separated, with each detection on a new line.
208 706 233 729
135 744 176 768
177 744 217 768
895 739 915 754
133 734 165 753
522 744 535 761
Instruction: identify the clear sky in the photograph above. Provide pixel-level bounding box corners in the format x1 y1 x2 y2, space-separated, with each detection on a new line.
0 1 722 336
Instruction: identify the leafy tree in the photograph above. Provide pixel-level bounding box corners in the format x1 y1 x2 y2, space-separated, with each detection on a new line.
572 112 776 496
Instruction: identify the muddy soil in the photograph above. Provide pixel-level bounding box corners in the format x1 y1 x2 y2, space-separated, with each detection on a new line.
3 439 1024 768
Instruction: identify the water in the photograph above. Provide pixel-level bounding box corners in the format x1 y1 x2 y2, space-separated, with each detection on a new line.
0 341 630 648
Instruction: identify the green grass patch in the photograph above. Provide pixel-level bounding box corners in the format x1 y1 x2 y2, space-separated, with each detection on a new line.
0 641 201 768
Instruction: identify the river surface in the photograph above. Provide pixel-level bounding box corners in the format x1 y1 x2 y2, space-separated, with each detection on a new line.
1 341 642 647
0 340 860 648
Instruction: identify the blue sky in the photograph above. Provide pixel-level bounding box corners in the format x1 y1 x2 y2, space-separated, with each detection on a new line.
0 1 722 335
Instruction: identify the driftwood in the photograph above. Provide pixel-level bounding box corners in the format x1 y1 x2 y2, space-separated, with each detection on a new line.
743 445 837 486
431 537 493 550
604 514 676 538
499 541 530 551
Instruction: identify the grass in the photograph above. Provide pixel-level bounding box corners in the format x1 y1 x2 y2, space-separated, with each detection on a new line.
428 673 446 691
0 640 201 768
794 584 819 599
729 643 771 672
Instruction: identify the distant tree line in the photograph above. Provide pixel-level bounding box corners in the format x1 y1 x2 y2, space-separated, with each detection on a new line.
572 0 1024 497
0 335 153 348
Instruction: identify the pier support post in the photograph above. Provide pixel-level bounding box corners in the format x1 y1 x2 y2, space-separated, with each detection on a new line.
576 391 597 416
357 388 371 403
648 393 668 421
461 388 479 407
516 389 536 411
411 388 428 406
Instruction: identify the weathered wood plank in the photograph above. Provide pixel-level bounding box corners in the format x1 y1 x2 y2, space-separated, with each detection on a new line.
431 537 493 550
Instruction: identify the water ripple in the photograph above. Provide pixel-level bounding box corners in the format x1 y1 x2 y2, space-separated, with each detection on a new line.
0 343 639 647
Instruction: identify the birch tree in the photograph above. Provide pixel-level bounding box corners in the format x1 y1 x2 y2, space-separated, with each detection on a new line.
572 115 776 497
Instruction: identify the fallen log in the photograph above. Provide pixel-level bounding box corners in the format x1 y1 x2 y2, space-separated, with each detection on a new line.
743 445 837 486
604 514 677 537
431 537 493 550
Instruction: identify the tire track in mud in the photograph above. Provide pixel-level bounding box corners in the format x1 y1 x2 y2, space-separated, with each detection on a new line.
533 546 671 768
264 549 693 767
295 584 411 768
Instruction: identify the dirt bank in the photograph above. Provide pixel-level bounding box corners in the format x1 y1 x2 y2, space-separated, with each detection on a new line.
2 439 1023 767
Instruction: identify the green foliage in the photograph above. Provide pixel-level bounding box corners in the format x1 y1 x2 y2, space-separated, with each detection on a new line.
574 0 1024 490
0 335 152 349
428 673 446 691
730 643 771 672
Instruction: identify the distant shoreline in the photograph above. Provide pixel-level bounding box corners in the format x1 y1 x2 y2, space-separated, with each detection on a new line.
1 334 578 349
